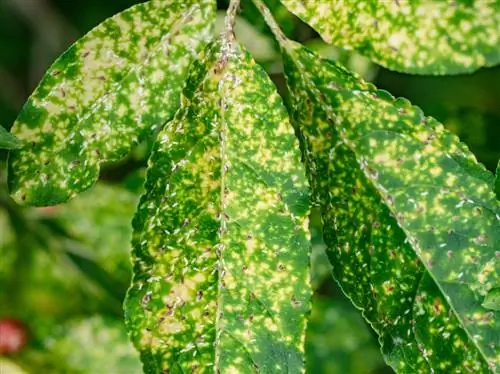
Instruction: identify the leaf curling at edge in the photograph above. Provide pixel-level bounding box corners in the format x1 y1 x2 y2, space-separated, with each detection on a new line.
124 39 311 373
279 0 500 75
7 0 215 207
0 125 22 150
282 43 499 372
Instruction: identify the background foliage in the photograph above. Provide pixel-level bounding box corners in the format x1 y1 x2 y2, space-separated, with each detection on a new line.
0 0 498 373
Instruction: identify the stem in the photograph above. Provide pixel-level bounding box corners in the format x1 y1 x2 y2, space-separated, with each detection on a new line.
224 0 241 41
251 0 291 49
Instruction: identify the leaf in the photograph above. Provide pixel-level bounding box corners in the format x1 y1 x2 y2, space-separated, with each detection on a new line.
125 39 311 372
279 0 500 74
0 125 21 149
8 0 215 206
282 43 499 372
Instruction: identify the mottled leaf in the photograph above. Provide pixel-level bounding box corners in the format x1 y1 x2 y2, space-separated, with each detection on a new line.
283 43 499 372
279 0 500 74
0 125 21 149
8 0 215 206
125 39 311 372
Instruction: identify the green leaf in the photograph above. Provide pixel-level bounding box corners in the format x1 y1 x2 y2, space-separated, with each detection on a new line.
0 125 21 149
283 43 499 372
279 0 500 74
125 39 311 373
8 0 215 206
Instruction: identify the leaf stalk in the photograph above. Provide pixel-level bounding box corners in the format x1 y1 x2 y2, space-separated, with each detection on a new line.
251 0 291 49
225 0 241 41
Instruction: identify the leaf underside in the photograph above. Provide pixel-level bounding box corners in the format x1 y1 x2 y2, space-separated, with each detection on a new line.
280 0 500 74
125 40 311 373
0 125 22 150
283 43 499 372
8 0 215 206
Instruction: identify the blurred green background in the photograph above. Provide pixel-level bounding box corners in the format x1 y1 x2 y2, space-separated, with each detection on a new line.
0 1 498 373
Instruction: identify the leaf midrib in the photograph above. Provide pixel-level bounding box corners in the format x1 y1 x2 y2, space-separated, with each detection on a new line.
215 42 230 372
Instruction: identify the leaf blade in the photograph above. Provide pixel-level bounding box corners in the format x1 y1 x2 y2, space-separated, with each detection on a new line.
0 125 22 150
8 0 215 206
279 0 500 74
283 44 499 372
125 40 311 372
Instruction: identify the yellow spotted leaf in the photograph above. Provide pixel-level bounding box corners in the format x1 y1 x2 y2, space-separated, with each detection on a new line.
8 0 215 206
125 39 311 373
279 0 500 74
283 43 499 372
